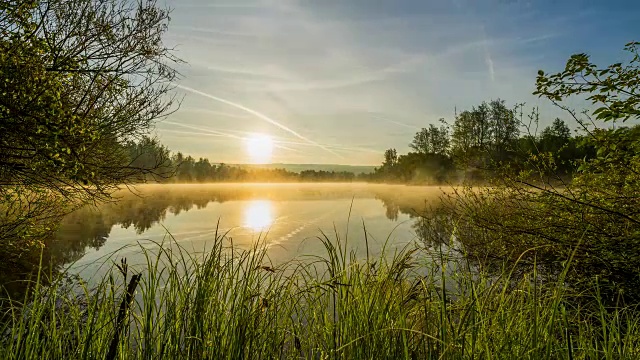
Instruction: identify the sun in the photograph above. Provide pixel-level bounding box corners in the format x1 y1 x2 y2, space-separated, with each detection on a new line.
245 133 274 164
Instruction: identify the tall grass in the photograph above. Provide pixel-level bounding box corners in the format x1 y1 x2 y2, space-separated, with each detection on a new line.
1 227 639 359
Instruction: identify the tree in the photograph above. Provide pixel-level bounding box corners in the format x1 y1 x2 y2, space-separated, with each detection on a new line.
383 148 398 168
0 0 179 251
535 41 640 123
450 99 520 173
451 110 475 161
0 0 178 201
175 154 196 182
539 118 571 152
444 42 640 304
125 136 173 182
535 41 640 177
395 152 454 183
451 104 492 171
489 99 519 157
472 102 493 149
194 158 212 182
409 122 450 156
551 118 571 140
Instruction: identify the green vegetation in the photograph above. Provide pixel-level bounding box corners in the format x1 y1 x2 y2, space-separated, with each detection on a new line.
0 0 178 197
3 233 640 359
239 163 377 175
170 152 358 183
368 43 640 307
1 0 178 259
369 99 598 184
1 0 640 357
428 42 640 305
122 138 368 183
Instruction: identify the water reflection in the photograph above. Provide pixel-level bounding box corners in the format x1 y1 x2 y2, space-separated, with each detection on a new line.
0 183 450 301
243 200 274 232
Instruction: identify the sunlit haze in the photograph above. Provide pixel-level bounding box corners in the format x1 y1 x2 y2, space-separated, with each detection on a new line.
245 133 274 164
159 0 638 165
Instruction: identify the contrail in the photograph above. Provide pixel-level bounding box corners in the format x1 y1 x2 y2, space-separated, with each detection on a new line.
163 118 377 155
480 26 495 83
161 129 235 140
162 129 301 152
182 108 250 120
366 112 421 130
275 139 380 154
378 118 421 130
164 120 275 138
163 120 244 140
162 121 301 153
174 84 343 158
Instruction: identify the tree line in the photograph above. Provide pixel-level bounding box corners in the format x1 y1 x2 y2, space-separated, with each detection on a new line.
367 99 600 184
126 100 599 186
124 138 361 183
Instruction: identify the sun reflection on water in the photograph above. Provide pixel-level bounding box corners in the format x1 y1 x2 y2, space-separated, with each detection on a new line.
243 200 274 232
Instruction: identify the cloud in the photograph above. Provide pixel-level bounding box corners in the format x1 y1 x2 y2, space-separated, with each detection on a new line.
174 84 344 158
162 120 244 140
172 25 266 39
179 108 251 120
161 0 629 164
161 119 379 157
178 2 264 9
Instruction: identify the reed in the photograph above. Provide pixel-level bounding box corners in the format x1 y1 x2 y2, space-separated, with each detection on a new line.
1 227 639 359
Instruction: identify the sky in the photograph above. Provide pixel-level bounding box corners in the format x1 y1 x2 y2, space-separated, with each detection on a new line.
158 0 639 165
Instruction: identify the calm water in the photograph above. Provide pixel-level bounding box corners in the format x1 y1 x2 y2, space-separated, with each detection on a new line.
49 183 448 281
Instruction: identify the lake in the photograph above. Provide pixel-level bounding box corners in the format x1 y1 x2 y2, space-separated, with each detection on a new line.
10 183 451 288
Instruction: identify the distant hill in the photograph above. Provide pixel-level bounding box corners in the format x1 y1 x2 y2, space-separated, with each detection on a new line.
231 163 377 174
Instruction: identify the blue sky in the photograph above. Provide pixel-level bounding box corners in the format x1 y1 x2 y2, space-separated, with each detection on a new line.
159 0 639 165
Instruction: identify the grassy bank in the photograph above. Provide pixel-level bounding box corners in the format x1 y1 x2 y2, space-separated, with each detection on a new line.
1 230 639 360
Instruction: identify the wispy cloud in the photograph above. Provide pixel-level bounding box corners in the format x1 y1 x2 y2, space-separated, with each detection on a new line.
163 120 302 153
162 120 243 140
172 25 266 38
178 2 265 9
174 84 344 158
161 0 634 164
370 115 421 130
179 108 251 120
162 117 381 155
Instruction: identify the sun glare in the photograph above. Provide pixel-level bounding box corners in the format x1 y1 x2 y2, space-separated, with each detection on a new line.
245 133 274 164
243 200 274 232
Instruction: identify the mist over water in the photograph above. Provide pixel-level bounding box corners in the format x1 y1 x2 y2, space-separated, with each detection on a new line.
56 183 449 280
